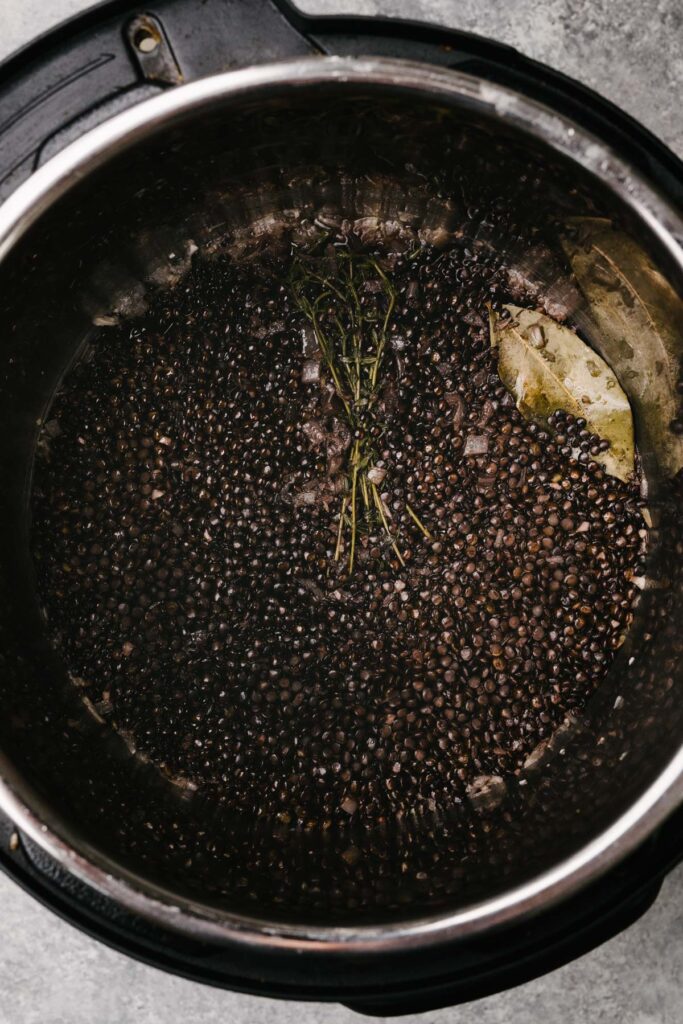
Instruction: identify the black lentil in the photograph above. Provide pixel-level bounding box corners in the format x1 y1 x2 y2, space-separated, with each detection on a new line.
31 239 647 834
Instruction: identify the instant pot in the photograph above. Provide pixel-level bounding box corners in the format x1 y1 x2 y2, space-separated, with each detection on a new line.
0 0 681 1014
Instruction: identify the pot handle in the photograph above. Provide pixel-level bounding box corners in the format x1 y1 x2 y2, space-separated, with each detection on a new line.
0 0 318 201
1 0 681 205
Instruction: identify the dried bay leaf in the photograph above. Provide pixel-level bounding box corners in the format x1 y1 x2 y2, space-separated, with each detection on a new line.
562 217 683 478
490 304 635 482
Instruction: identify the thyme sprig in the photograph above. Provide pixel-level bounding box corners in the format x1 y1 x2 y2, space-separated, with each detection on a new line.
290 248 432 571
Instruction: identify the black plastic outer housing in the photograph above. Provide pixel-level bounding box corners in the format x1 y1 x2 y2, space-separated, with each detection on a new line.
0 0 681 1015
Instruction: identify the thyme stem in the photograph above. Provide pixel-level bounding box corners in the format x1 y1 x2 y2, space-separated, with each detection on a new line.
290 246 432 572
349 441 360 572
334 494 348 562
406 502 434 540
371 482 405 567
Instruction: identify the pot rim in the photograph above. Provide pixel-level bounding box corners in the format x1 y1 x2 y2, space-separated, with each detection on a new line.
0 54 681 952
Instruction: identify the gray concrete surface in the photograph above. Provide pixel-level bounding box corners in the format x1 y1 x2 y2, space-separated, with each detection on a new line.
0 1 681 1022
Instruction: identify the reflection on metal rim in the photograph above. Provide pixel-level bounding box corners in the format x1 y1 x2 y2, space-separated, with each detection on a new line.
0 55 681 951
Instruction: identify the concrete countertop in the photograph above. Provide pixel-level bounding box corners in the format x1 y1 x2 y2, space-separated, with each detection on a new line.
0 2 681 1022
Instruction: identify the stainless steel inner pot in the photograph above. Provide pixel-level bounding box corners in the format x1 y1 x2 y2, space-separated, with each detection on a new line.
0 56 681 953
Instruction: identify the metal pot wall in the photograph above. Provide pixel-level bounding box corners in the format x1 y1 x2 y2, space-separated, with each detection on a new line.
0 1 681 1012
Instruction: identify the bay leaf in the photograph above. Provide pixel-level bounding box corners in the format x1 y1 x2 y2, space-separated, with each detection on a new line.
562 218 683 479
490 304 635 482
